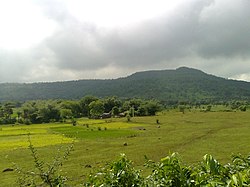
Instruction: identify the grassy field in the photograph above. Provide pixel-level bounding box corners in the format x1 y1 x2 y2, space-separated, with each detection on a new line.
0 110 250 186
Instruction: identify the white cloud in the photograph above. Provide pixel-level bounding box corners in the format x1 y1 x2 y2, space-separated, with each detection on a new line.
66 0 185 28
231 74 250 82
0 0 57 49
0 0 250 83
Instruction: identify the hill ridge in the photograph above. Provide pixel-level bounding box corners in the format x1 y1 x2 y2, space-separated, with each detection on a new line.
0 67 250 102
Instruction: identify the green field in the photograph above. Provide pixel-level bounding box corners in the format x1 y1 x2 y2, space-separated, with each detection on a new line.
0 110 250 186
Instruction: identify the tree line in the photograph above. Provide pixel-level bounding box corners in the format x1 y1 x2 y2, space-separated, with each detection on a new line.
0 96 163 125
0 97 248 125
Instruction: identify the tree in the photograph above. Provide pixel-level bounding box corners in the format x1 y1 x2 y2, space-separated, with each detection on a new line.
80 95 98 117
206 105 212 112
179 105 185 114
0 103 16 124
37 104 60 123
130 107 135 117
60 109 73 121
60 100 81 118
103 97 122 113
112 106 120 116
137 106 147 116
3 103 14 120
144 100 162 116
89 100 104 118
239 105 247 111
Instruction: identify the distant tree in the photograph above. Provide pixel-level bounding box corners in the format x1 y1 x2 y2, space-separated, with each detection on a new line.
239 105 247 112
0 105 4 118
60 109 73 121
20 100 60 124
89 100 104 118
17 111 22 120
137 106 147 116
38 104 60 123
144 100 162 116
206 105 212 112
129 99 143 111
103 97 122 113
122 101 131 111
0 103 16 124
130 107 135 117
80 95 98 117
21 101 39 123
179 105 185 114
3 103 14 120
126 113 131 122
112 106 120 116
61 100 81 117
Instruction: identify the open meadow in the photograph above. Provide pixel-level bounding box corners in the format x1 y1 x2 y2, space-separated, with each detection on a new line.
0 109 250 186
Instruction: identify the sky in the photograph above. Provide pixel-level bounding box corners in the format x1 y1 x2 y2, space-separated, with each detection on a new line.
0 0 250 83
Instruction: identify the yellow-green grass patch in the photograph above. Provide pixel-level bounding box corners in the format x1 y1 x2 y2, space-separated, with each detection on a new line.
0 134 74 150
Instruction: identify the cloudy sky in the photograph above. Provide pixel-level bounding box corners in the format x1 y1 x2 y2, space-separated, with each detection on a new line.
0 0 250 83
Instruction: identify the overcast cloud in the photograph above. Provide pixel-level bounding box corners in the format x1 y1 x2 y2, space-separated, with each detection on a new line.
0 0 250 83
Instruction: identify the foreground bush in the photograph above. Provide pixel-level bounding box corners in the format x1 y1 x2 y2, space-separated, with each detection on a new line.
84 153 250 187
85 154 143 187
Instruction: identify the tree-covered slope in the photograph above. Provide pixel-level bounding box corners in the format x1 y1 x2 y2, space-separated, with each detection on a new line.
0 67 250 102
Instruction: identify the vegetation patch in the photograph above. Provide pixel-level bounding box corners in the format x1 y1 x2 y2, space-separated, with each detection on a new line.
89 121 146 129
51 126 140 139
0 124 74 150
0 134 73 150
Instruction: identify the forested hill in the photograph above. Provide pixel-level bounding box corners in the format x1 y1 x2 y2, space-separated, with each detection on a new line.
1 67 250 102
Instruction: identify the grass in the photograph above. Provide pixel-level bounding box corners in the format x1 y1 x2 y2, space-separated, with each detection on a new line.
0 123 74 150
0 110 250 186
51 126 140 139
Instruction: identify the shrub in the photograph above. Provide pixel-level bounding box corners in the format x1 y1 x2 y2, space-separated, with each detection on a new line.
84 154 143 187
14 135 74 187
84 153 250 186
145 153 193 186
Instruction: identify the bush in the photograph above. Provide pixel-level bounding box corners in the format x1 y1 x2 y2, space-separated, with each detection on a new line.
84 154 143 187
14 135 74 187
84 153 250 186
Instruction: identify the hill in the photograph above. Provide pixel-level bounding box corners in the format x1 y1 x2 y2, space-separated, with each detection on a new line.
0 67 250 102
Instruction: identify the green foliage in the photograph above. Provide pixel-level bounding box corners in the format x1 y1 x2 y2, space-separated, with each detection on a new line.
1 67 250 103
126 113 131 122
80 95 98 117
0 103 16 124
85 153 250 186
144 153 192 186
89 100 105 118
60 108 73 121
0 97 163 125
20 100 61 124
103 96 122 113
85 154 143 187
60 100 81 118
144 100 162 116
179 105 186 114
14 135 74 187
239 105 247 112
206 105 212 112
112 106 120 116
